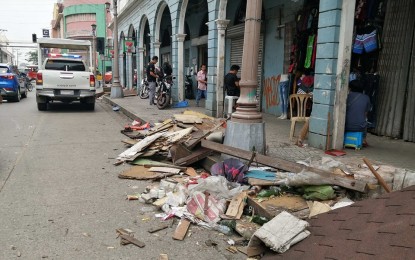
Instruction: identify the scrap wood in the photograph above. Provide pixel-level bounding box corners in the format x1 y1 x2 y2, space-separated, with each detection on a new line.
163 127 193 143
159 254 169 260
148 167 182 174
122 139 138 146
148 223 170 233
117 132 165 162
170 143 192 164
119 234 146 248
119 165 177 180
185 167 198 177
146 121 173 137
246 195 308 220
183 110 214 120
363 157 392 193
226 246 238 254
172 218 191 240
173 114 203 124
225 192 247 219
173 147 213 166
201 140 368 193
116 228 134 237
132 158 178 167
185 121 227 150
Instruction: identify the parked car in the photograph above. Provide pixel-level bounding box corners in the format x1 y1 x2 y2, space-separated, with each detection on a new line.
0 63 28 102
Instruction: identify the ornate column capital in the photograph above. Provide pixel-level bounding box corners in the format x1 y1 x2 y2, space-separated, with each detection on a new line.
175 34 187 42
215 19 230 31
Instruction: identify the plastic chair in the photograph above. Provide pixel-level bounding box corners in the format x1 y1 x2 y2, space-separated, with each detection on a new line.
289 94 312 141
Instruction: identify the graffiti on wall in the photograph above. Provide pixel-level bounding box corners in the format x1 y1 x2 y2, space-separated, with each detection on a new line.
263 75 280 110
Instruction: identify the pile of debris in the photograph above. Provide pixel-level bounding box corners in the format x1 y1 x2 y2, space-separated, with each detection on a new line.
113 110 397 258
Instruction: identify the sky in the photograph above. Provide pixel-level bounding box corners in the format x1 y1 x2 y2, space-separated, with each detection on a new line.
0 0 57 64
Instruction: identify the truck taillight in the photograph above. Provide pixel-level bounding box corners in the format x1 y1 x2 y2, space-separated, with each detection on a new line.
90 75 95 88
36 72 43 85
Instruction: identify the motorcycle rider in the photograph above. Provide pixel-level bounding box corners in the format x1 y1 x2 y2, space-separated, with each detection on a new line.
146 56 159 105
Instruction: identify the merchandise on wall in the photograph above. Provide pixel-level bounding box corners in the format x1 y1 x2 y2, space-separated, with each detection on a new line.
283 0 319 118
350 0 387 131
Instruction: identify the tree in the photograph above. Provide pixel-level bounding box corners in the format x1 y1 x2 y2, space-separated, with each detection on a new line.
25 50 38 65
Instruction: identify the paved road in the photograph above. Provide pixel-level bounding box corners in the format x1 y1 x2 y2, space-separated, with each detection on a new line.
0 94 242 259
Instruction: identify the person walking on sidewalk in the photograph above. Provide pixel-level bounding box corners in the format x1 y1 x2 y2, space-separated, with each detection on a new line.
146 56 159 105
196 64 207 107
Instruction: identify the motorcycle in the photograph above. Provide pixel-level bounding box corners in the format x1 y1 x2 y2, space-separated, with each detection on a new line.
155 74 175 109
185 69 194 99
139 76 149 99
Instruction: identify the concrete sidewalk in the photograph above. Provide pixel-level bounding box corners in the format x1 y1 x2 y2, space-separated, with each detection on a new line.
99 90 415 171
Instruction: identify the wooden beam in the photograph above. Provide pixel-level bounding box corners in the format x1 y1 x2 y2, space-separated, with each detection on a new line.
173 147 212 166
201 140 367 192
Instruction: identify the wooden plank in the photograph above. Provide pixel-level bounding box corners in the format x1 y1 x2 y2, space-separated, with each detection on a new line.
173 114 203 124
174 147 212 166
119 166 177 180
172 219 191 240
159 254 169 260
148 167 181 174
201 140 367 192
225 192 247 219
185 167 198 177
148 223 170 233
119 234 146 248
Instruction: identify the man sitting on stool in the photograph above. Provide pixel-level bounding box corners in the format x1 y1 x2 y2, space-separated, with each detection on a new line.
345 79 371 147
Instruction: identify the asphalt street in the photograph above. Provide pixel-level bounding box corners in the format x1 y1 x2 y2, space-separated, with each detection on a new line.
0 93 243 259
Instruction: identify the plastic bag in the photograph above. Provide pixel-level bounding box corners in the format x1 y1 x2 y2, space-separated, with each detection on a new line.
186 191 226 223
188 176 249 199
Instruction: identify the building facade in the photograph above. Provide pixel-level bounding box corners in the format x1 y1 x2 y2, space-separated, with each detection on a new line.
101 0 415 148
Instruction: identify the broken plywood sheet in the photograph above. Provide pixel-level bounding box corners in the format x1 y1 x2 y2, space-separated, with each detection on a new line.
163 127 193 143
182 110 214 120
173 114 203 124
119 166 177 180
117 132 165 162
247 195 308 220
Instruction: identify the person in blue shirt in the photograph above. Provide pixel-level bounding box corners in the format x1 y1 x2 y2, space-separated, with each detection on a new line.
345 79 371 147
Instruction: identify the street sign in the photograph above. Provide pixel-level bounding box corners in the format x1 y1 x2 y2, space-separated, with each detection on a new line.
42 29 50 38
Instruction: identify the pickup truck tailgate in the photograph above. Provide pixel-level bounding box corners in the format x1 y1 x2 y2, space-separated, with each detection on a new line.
41 70 91 90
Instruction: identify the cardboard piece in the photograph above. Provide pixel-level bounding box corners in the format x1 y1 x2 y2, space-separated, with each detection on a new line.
225 192 247 219
172 219 191 240
119 166 176 180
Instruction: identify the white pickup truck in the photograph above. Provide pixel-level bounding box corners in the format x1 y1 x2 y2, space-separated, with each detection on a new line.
36 38 96 111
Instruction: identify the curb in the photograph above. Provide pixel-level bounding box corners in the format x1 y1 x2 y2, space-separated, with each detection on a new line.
102 95 145 123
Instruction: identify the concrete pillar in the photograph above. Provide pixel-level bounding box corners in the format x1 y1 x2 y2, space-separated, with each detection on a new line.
224 0 266 155
153 41 161 60
126 52 133 89
215 19 230 117
176 34 186 101
231 0 263 123
137 47 145 84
